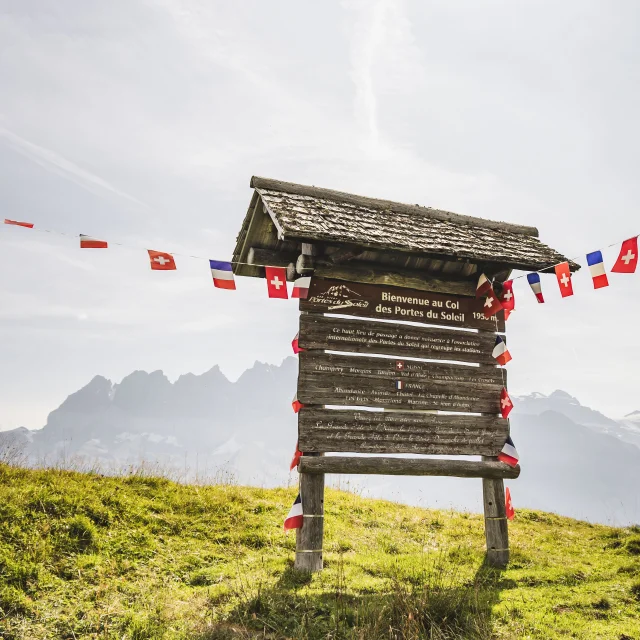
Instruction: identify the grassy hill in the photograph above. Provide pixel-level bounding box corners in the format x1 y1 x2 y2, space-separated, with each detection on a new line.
0 465 639 639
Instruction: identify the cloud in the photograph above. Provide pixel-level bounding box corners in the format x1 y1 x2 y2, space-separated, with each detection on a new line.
0 126 150 210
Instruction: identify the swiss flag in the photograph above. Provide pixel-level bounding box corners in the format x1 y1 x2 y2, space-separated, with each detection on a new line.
292 393 304 414
265 266 288 299
554 262 574 297
500 388 513 418
611 237 638 274
148 250 176 271
4 219 34 228
499 281 515 320
290 442 302 471
505 487 515 521
483 286 503 318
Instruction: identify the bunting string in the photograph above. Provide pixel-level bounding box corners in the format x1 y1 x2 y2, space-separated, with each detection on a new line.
2 218 639 303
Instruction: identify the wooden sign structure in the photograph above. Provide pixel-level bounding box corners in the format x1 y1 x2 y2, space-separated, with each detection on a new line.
232 176 578 571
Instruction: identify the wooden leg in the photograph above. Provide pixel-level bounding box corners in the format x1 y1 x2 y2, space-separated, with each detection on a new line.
294 469 324 572
482 477 509 568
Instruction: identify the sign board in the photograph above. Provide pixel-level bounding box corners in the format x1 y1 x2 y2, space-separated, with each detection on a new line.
301 278 505 332
299 409 508 456
298 314 499 365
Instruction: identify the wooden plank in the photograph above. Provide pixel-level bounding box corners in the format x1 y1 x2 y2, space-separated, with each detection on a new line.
295 456 325 572
301 278 505 332
298 409 508 456
482 473 510 568
298 372 501 413
312 264 477 297
299 352 505 387
298 315 499 365
298 456 521 479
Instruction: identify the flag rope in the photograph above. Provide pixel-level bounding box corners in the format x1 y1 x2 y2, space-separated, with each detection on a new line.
3 221 639 276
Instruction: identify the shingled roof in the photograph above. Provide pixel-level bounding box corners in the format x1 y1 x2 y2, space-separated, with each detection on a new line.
255 177 576 271
232 177 577 289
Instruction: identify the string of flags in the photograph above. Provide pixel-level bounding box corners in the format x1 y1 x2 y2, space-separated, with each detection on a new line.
2 219 313 300
5 219 637 305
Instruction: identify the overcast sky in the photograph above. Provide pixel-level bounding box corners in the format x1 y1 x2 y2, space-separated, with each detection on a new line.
1 0 639 429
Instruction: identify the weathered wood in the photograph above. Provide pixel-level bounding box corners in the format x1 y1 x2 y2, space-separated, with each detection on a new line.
298 456 521 479
326 245 365 264
299 351 505 387
248 246 297 268
312 264 477 297
295 456 324 572
298 315 500 365
301 278 505 332
296 253 315 275
250 176 540 238
298 372 501 413
482 471 510 567
298 409 508 456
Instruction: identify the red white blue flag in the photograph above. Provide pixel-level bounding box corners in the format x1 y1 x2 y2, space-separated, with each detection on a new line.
292 276 311 299
284 494 303 531
498 436 519 467
554 262 573 298
476 273 492 298
500 388 513 419
492 336 512 366
611 237 638 274
527 273 544 303
209 260 236 290
586 251 609 289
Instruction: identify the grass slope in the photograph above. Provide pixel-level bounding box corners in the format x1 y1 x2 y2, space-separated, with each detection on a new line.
0 465 639 639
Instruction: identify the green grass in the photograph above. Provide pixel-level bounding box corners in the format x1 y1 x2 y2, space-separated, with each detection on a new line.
0 464 639 639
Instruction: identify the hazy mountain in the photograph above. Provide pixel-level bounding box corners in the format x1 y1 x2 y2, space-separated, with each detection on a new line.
2 367 639 525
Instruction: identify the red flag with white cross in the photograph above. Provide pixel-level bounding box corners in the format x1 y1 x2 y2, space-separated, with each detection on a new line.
483 286 503 318
499 280 515 320
500 388 513 418
555 262 574 297
148 250 176 271
265 266 288 298
506 487 515 520
611 237 638 274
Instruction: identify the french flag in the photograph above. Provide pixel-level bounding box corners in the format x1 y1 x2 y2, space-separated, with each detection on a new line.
586 251 609 289
284 494 303 531
292 276 311 299
476 273 492 298
527 273 544 303
498 436 519 468
209 260 236 290
492 335 512 366
80 234 108 249
395 380 404 390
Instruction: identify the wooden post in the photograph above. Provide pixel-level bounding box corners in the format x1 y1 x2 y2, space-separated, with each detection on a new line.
295 454 324 572
482 473 509 568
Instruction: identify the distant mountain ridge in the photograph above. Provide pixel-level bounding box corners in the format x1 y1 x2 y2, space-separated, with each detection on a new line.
2 367 640 525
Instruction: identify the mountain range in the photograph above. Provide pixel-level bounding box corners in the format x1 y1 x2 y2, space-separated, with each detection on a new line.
2 360 639 525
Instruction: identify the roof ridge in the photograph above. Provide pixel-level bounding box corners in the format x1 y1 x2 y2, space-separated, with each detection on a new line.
250 176 539 238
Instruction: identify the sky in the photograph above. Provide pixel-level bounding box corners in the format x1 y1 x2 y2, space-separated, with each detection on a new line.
1 0 639 429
